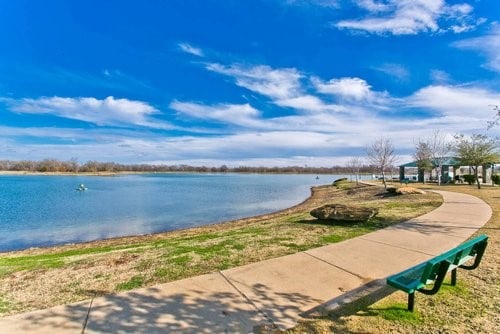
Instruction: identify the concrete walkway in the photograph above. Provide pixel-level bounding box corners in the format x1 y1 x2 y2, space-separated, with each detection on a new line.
0 190 492 333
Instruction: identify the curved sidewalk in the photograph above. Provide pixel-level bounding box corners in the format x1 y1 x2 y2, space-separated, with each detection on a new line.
0 190 492 333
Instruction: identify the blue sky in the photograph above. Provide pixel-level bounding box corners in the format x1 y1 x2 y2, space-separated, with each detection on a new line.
1 0 499 167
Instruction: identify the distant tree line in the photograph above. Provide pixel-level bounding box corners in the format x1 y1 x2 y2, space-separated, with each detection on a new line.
0 159 381 174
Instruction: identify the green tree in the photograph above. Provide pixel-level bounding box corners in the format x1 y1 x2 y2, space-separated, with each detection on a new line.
454 134 499 189
413 140 433 183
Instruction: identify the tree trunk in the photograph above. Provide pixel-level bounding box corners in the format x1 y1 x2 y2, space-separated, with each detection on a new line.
381 170 387 189
437 166 442 186
474 166 481 189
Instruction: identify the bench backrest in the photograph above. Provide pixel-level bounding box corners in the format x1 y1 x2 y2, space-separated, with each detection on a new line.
419 234 488 285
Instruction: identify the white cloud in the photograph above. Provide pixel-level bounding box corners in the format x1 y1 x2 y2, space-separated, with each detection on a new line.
137 131 372 163
0 115 471 167
372 63 410 81
406 85 500 131
215 83 500 152
312 76 393 110
206 63 343 113
313 77 373 100
171 101 261 127
0 125 157 143
178 42 204 57
429 69 451 84
206 63 302 100
4 96 170 129
170 99 348 131
452 25 500 72
1 129 343 163
284 0 339 9
335 0 481 35
444 4 484 34
356 0 391 12
3 91 495 167
274 95 341 112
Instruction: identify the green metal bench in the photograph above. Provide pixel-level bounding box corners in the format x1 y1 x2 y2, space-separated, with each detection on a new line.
386 234 488 312
400 178 410 185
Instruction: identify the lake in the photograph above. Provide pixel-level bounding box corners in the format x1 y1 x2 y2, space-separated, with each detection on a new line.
0 173 363 251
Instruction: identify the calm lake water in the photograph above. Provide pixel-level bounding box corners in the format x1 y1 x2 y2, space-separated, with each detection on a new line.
0 173 362 252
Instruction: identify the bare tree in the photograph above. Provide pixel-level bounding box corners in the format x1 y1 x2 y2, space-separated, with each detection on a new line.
428 130 452 186
66 158 79 173
367 138 397 189
487 105 500 130
454 134 499 189
346 157 363 184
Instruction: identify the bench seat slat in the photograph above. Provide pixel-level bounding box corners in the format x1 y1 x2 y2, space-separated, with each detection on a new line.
387 263 427 293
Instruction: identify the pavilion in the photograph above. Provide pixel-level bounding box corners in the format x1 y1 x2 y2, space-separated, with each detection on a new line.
399 157 497 184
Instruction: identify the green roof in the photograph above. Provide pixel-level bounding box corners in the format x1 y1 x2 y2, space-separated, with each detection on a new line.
399 157 460 168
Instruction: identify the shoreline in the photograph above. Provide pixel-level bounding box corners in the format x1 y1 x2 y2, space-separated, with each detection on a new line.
0 170 375 177
0 184 336 256
0 171 138 176
0 182 447 318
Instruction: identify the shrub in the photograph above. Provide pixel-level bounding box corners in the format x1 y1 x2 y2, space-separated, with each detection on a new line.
386 187 397 193
462 174 476 185
333 178 350 189
333 177 348 185
492 174 500 185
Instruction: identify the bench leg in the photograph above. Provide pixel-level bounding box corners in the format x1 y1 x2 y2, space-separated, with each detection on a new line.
451 268 457 286
408 292 415 312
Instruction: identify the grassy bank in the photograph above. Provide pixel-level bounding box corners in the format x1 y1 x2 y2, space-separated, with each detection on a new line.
288 183 499 334
0 182 442 316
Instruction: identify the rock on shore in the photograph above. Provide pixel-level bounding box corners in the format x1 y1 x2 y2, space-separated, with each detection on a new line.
310 204 378 222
